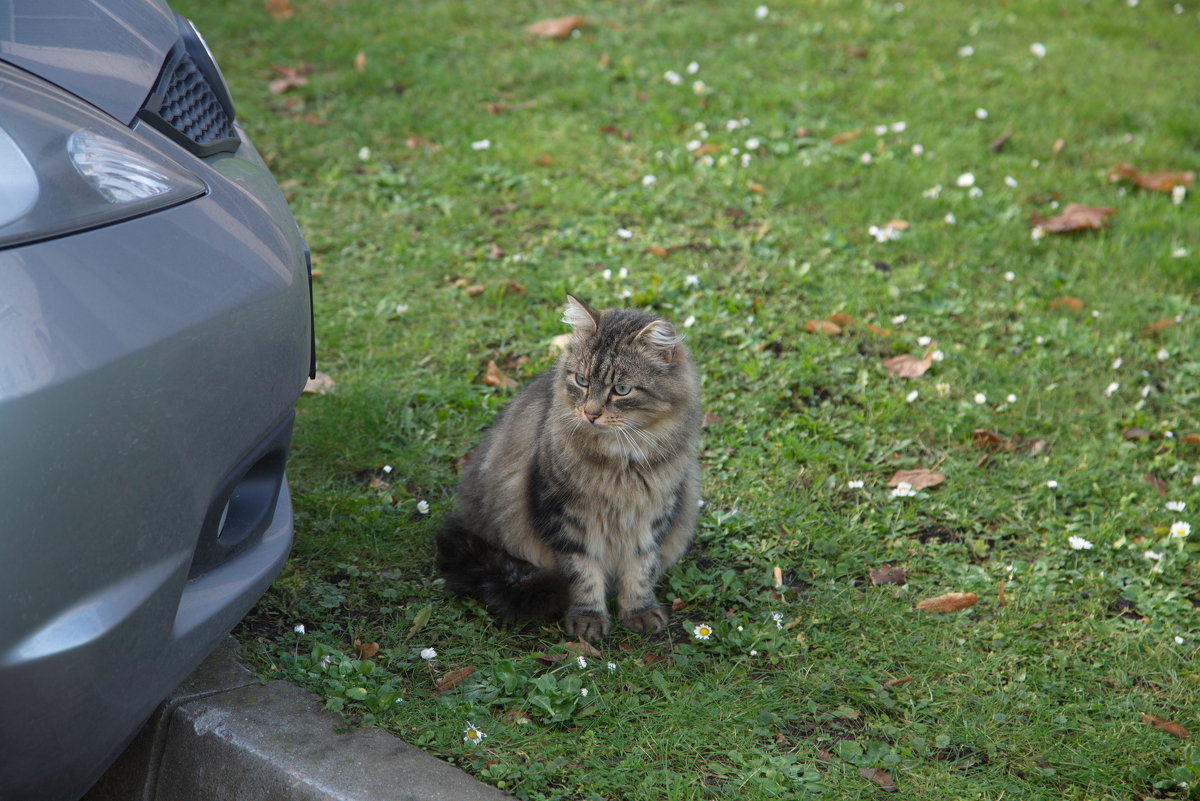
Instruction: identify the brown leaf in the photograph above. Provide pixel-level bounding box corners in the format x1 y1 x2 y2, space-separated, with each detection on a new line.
482 360 518 391
972 429 1013 451
405 136 439 149
527 14 585 38
354 640 380 659
534 653 568 666
1142 317 1176 337
1032 203 1116 233
691 143 721 157
859 767 898 792
804 319 842 336
368 474 390 490
503 279 527 296
827 312 856 328
885 218 910 231
888 469 944 491
814 747 834 762
747 182 764 194
839 42 869 58
645 246 669 259
1123 427 1154 441
1182 433 1200 446
987 130 1013 153
702 411 721 428
1145 473 1168 496
882 354 932 378
267 64 311 94
1143 713 1190 740
916 592 979 613
533 153 555 167
829 128 862 145
465 284 487 297
866 323 893 336
302 371 335 395
1108 163 1195 193
1027 439 1049 457
266 0 294 21
353 51 367 73
503 708 536 725
883 676 916 688
773 565 783 588
868 564 907 586
671 597 686 612
1049 296 1085 312
564 638 602 658
434 665 476 693
998 579 1009 606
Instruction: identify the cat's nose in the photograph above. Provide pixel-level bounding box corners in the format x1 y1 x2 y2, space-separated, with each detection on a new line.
584 411 601 423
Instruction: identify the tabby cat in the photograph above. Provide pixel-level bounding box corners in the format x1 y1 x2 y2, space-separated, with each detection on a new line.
437 294 701 640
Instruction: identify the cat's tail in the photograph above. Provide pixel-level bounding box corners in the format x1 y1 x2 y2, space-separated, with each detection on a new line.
436 515 570 621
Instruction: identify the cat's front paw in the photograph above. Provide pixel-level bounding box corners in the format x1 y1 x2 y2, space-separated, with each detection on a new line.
619 605 669 635
564 612 611 641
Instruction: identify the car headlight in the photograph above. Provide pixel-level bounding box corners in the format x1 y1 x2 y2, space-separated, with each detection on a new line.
0 62 207 250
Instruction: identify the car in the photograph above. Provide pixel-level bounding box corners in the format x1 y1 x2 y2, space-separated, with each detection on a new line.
0 2 314 799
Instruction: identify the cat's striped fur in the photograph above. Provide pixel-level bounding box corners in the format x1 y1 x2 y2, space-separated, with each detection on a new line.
437 295 701 639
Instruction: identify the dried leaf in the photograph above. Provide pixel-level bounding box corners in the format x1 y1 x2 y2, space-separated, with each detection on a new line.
1049 296 1085 312
804 319 842 336
465 284 486 297
1032 203 1116 233
1142 317 1176 337
866 323 893 336
998 579 1009 606
1182 433 1200 446
885 218 910 231
645 246 669 259
671 597 686 612
883 676 916 687
869 564 907 586
987 130 1013 153
354 640 380 659
368 474 390 490
916 592 979 613
1108 163 1195 193
1143 713 1190 740
1123 427 1154 441
483 360 518 391
827 312 856 328
503 708 536 725
702 411 721 427
829 128 862 145
882 354 932 378
405 136 439 149
434 665 476 693
1027 439 1049 457
773 565 784 587
268 64 310 94
1052 137 1066 156
533 153 555 167
303 371 335 395
564 638 602 658
859 767 898 792
1145 473 1168 496
888 469 944 491
266 0 294 21
972 429 1012 451
503 279 527 296
748 182 764 194
527 14 585 38
353 50 367 73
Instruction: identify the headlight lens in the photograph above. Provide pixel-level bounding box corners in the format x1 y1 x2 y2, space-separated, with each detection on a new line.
0 62 206 250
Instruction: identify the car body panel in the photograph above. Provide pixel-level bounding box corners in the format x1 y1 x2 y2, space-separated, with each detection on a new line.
0 0 177 124
0 107 311 801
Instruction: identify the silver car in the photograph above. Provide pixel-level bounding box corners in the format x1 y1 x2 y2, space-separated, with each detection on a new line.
0 2 313 799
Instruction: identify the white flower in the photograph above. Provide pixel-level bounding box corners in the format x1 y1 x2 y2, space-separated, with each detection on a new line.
1166 501 1186 513
906 390 919 403
1172 247 1188 258
847 480 865 489
693 623 714 640
968 186 983 198
1143 550 1163 561
1175 636 1185 645
641 174 657 186
975 108 989 120
1104 382 1119 398
944 213 957 225
686 61 700 74
1046 480 1058 489
463 723 487 744
750 650 758 656
1004 271 1015 281
974 392 987 404
725 118 742 132
874 124 889 136
420 647 438 660
684 274 700 287
293 624 306 634
577 655 587 668
685 139 702 152
891 482 917 498
1006 394 1017 404
1157 348 1170 361
860 152 873 165
772 612 785 629
936 382 950 395
607 662 617 672
417 500 430 515
892 121 907 132
664 70 682 85
956 173 976 188
601 269 612 280
580 688 589 697
683 315 696 328
1030 42 1047 58
692 80 707 95
1068 535 1093 551
357 146 371 161
617 227 633 239
931 350 945 362
922 184 942 198
395 304 409 314
911 143 925 156
1170 521 1191 538
755 5 769 19
1035 335 1045 344
1111 357 1123 370
958 45 975 57
745 137 761 150
891 314 908 324
1141 385 1152 398
868 224 901 243
382 464 393 474
470 139 491 151
741 153 752 168
1031 226 1045 241
618 267 628 279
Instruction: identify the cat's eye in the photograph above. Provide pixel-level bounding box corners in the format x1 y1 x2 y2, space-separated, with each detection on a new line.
574 373 590 388
612 384 632 396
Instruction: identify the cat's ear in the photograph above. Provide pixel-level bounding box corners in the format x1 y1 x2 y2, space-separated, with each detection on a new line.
562 294 602 334
636 319 683 363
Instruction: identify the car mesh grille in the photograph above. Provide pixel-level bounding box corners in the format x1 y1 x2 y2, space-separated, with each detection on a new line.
155 54 235 146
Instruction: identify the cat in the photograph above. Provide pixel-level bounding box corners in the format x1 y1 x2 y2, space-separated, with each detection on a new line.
437 294 701 640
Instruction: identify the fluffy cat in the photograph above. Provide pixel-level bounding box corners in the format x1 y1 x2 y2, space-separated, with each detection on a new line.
437 294 701 640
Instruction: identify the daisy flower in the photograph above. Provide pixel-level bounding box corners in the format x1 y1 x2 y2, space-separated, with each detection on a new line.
1068 535 1093 550
463 722 487 744
906 390 919 403
1104 382 1119 398
580 688 589 697
607 662 618 672
576 655 587 669
891 481 917 498
975 108 989 120
973 392 987 404
684 274 700 288
944 213 957 225
1030 42 1047 58
956 172 976 188
470 139 491 151
417 500 430 515
693 623 714 640
755 5 769 19
1170 521 1191 539
847 479 865 489
663 70 682 85
1046 480 1059 489
420 647 438 660
293 624 306 634
936 382 950 395
958 45 975 58
616 227 633 239
1166 501 1186 513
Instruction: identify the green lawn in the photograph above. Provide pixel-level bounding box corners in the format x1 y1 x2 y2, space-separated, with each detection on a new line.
180 1 1199 798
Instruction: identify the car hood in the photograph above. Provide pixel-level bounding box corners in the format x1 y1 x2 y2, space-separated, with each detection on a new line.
0 0 177 125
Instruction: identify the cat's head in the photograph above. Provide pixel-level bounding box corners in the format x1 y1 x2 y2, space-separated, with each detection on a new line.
557 294 695 442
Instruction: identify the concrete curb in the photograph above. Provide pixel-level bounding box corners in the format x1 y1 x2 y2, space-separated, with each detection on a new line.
83 637 512 801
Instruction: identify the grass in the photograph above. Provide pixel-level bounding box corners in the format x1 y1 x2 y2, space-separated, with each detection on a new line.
178 0 1199 798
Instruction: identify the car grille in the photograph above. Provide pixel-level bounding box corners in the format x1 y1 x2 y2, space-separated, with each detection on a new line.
138 48 239 157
